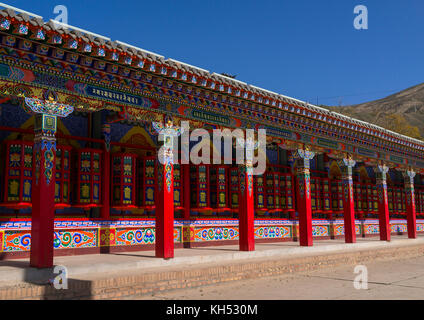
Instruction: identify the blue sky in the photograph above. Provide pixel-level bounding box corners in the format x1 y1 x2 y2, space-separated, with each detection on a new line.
5 0 424 106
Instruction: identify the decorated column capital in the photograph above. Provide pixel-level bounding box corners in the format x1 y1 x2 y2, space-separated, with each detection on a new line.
25 94 74 186
292 148 315 201
236 136 260 167
338 158 356 198
402 168 416 210
153 119 183 193
293 148 316 170
153 119 183 166
374 164 389 183
24 95 74 118
338 157 356 179
402 169 416 185
238 163 254 198
374 164 390 192
374 164 389 199
236 136 259 198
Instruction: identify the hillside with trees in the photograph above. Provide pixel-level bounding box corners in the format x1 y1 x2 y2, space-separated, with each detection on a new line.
326 83 424 140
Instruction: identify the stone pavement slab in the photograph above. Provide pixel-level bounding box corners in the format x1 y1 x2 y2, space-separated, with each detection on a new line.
0 234 421 286
0 234 423 299
139 255 424 300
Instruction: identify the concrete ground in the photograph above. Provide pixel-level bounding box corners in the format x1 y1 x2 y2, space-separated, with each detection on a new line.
0 234 421 286
138 254 424 300
0 234 424 299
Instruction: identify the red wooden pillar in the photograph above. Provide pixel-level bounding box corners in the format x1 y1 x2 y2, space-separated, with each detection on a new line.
403 169 417 239
31 114 57 268
375 164 390 241
183 163 191 220
25 95 74 268
101 124 111 219
339 158 356 243
293 149 315 246
239 165 254 251
153 119 181 259
155 161 174 258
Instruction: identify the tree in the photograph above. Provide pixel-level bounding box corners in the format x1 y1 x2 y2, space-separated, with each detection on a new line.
381 114 422 140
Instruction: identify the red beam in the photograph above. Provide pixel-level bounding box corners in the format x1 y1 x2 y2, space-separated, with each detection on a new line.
0 126 32 134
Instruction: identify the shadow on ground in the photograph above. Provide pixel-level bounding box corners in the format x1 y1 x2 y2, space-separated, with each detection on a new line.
0 253 93 300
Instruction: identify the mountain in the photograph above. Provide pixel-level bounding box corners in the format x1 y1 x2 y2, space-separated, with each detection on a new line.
325 83 424 140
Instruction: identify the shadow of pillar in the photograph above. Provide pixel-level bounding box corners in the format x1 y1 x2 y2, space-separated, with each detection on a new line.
292 223 299 242
99 226 116 254
183 225 194 248
0 263 94 300
329 220 335 240
41 278 93 300
361 220 366 238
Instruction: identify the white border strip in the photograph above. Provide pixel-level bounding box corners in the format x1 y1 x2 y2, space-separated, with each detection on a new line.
49 19 111 41
115 40 164 59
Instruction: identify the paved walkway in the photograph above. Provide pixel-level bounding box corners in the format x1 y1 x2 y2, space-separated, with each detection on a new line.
139 254 424 300
0 234 422 288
